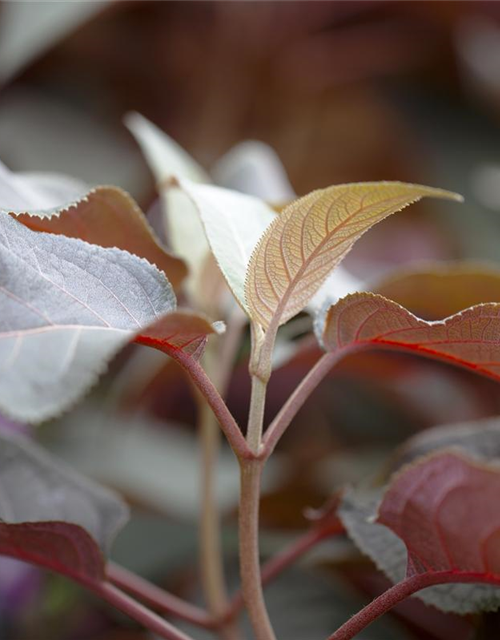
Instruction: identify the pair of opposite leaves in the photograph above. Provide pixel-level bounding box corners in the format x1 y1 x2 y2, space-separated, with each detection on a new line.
1 176 471 424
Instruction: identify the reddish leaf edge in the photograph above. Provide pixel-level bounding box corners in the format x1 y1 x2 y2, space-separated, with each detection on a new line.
10 185 189 290
320 293 500 383
328 451 500 639
265 295 500 457
0 523 198 639
0 520 106 587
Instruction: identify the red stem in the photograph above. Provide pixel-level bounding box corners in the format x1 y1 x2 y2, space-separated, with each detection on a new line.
170 350 253 460
327 571 500 640
91 581 196 640
107 562 214 629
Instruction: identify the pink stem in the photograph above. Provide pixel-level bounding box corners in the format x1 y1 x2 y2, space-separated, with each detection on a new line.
170 350 253 460
263 351 347 456
327 571 500 640
91 581 196 640
107 562 214 629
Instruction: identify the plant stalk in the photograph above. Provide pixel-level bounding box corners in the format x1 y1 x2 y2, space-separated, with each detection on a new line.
247 376 267 455
327 572 500 640
107 563 212 628
92 581 196 640
239 459 276 640
198 313 246 639
228 520 344 618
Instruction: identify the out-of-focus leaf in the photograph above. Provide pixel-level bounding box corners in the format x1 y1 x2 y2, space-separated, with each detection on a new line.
317 292 500 381
340 421 500 614
340 486 500 614
388 416 500 475
378 452 500 609
0 160 87 210
246 183 461 331
47 408 240 520
0 90 147 194
179 180 275 312
0 213 219 423
373 263 500 320
7 186 187 289
124 112 209 185
0 2 108 83
0 430 128 585
212 140 295 203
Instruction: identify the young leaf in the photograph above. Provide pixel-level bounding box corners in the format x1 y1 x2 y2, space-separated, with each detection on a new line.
377 452 500 602
245 182 461 331
0 430 128 585
0 213 218 423
125 113 217 306
178 180 276 312
317 292 500 381
5 186 187 289
124 112 209 184
373 263 500 320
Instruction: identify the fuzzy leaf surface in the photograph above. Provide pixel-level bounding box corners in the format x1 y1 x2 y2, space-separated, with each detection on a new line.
318 292 500 381
0 430 128 585
0 213 217 422
245 182 461 330
340 487 500 614
5 186 187 289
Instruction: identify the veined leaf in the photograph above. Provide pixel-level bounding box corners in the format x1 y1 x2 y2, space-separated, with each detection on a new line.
377 452 500 607
4 186 187 290
0 213 218 423
317 292 500 381
179 180 276 312
0 430 128 585
373 263 500 320
245 182 461 331
340 422 500 614
340 486 500 614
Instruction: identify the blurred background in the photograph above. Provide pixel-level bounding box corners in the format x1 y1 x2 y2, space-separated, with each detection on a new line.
3 2 500 639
